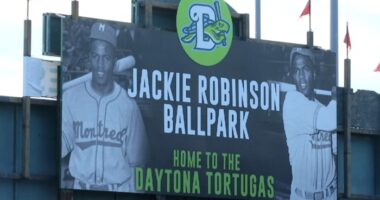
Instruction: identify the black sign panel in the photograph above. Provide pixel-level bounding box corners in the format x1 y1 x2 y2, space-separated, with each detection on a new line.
60 17 337 199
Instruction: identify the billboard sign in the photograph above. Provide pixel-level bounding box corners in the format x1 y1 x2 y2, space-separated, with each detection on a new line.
60 15 337 199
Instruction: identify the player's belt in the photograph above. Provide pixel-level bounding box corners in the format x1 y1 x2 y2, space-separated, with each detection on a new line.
295 184 336 200
75 179 118 191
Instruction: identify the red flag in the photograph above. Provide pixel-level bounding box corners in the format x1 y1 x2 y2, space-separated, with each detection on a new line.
300 0 310 18
344 24 351 49
375 63 380 72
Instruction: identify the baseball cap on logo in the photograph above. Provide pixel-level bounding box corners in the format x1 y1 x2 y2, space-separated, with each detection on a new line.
89 22 117 47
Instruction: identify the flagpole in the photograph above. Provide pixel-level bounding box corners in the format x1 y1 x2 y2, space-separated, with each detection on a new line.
24 0 31 56
309 0 311 31
343 20 352 199
346 22 349 59
27 0 29 20
300 0 313 47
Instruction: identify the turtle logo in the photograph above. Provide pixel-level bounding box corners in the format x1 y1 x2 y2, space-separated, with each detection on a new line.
177 0 233 66
181 2 230 50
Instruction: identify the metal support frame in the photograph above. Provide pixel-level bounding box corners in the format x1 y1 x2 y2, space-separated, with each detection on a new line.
344 58 352 198
24 0 31 56
144 0 153 28
0 97 56 181
255 0 261 39
57 64 73 200
24 20 32 56
22 96 31 179
132 0 138 25
60 190 74 200
330 0 338 85
71 0 79 18
156 195 166 200
241 14 250 41
307 31 313 48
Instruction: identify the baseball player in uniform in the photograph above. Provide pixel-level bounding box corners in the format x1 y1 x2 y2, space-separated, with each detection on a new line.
283 48 337 200
61 22 147 192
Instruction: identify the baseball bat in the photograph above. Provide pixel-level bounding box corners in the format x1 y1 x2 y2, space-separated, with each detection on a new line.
63 55 135 91
114 55 136 74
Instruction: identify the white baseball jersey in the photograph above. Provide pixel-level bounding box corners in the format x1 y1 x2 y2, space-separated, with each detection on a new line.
62 80 147 191
283 91 337 200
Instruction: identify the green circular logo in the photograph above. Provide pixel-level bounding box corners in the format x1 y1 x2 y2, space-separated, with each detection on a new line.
177 0 233 67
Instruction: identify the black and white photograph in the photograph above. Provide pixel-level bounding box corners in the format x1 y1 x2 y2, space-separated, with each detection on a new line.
61 19 148 192
282 47 337 200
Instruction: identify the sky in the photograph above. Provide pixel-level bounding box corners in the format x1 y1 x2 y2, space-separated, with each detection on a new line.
0 0 379 97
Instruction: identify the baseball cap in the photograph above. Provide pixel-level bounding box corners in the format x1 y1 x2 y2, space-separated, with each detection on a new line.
89 22 117 47
289 47 315 66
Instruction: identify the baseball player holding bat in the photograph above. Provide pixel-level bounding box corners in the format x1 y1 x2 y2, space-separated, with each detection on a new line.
61 22 147 192
282 48 337 200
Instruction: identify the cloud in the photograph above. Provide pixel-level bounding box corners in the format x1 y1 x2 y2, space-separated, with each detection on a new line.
0 57 22 97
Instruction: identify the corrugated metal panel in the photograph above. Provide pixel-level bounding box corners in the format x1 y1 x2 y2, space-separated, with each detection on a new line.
0 98 58 200
0 102 21 177
14 180 57 200
337 134 379 196
29 104 58 177
0 101 23 200
351 90 380 132
350 135 375 196
0 180 14 200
